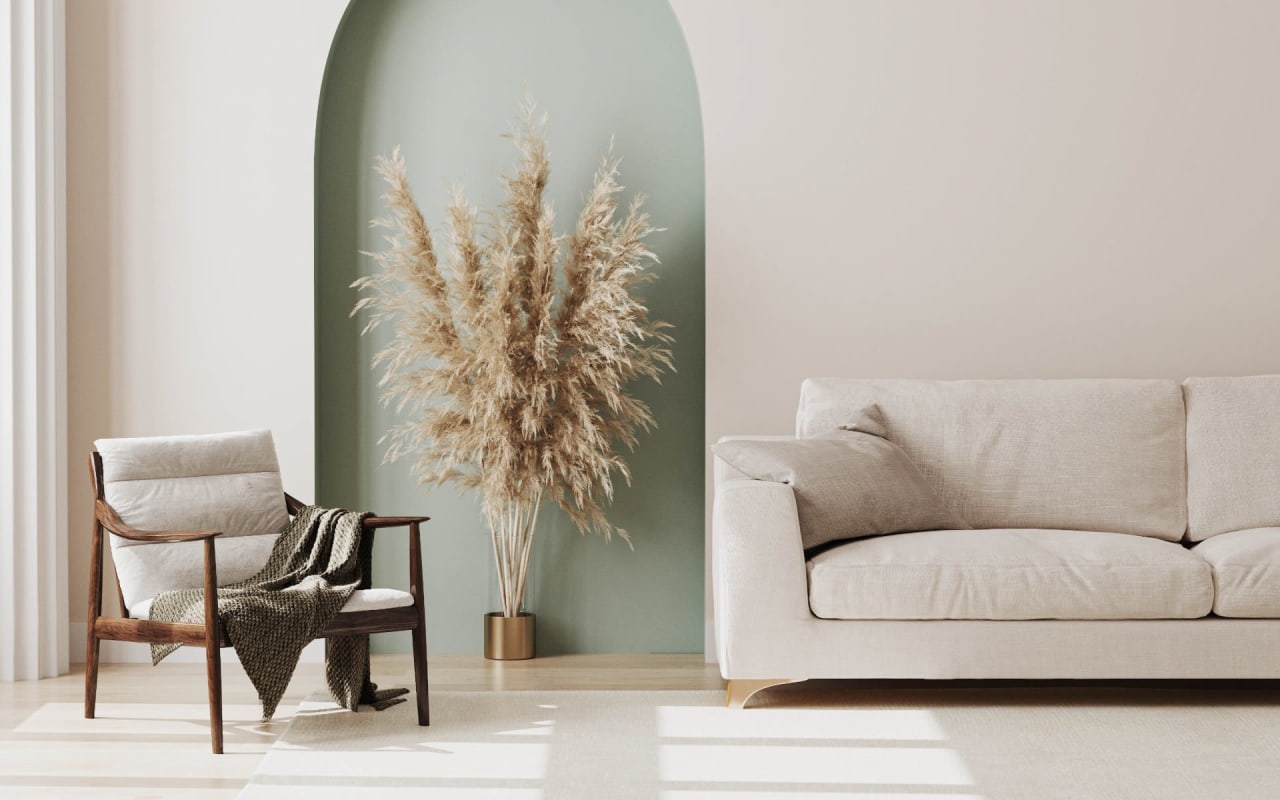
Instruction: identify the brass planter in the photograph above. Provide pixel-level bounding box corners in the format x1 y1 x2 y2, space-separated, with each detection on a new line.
484 612 535 660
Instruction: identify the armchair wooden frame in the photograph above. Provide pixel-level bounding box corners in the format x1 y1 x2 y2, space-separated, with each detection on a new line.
83 452 431 754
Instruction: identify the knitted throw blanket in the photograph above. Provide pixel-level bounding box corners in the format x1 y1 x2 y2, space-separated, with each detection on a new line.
149 505 409 720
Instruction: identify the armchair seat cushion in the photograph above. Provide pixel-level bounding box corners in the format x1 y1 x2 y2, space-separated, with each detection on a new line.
1192 527 1280 617
131 587 415 620
807 529 1213 620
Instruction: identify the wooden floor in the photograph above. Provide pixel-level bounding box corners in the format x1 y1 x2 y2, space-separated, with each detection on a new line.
0 654 723 799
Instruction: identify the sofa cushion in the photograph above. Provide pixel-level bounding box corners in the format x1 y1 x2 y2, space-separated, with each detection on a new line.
1184 375 1280 541
797 378 1187 540
712 427 969 551
807 529 1213 620
1192 528 1280 617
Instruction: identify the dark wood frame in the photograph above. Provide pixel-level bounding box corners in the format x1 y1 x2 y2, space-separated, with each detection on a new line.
83 452 431 754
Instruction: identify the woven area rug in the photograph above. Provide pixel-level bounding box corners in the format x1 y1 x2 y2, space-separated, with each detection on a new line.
238 684 1280 799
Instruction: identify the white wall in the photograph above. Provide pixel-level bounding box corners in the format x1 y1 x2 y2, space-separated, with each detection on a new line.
65 0 348 630
672 0 1280 657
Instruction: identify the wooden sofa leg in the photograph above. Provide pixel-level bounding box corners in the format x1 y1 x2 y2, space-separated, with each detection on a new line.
725 678 802 709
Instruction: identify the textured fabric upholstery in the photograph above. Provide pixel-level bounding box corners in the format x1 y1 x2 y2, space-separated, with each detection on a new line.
796 378 1187 540
111 534 279 614
95 430 290 612
712 476 1280 680
713 429 968 550
1192 528 1280 617
1184 375 1280 541
131 587 415 620
807 529 1213 620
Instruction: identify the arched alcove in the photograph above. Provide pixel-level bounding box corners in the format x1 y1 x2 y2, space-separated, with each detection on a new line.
315 0 705 654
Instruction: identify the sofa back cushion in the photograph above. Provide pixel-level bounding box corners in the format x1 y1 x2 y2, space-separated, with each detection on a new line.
95 429 289 611
1184 375 1280 541
797 378 1187 540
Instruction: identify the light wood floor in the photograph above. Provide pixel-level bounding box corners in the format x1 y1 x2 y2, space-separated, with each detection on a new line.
1 654 723 799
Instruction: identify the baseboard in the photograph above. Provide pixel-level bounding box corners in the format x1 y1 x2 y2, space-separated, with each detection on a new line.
69 622 326 664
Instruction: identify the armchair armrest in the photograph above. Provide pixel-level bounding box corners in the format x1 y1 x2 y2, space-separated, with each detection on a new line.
282 493 430 529
364 515 431 529
94 498 222 544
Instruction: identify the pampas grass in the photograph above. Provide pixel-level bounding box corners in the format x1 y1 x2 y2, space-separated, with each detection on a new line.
352 101 673 618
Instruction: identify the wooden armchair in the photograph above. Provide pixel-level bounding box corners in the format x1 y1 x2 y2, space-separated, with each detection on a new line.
83 430 429 754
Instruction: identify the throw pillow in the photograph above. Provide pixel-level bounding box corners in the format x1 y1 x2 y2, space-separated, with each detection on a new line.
713 428 969 551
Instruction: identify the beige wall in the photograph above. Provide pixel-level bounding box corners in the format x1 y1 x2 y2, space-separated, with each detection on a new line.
63 0 1280 650
672 0 1280 654
65 0 347 624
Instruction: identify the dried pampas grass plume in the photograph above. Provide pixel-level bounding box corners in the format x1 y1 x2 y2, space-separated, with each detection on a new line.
352 100 673 617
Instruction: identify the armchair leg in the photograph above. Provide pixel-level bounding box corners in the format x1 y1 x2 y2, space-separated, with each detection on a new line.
411 620 430 726
84 621 100 719
725 678 802 709
408 521 429 726
202 539 224 754
206 639 224 754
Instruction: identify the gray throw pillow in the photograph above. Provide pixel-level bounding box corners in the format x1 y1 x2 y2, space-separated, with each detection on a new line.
713 430 969 550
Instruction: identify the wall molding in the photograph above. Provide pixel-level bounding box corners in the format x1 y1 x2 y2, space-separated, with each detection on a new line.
0 0 68 681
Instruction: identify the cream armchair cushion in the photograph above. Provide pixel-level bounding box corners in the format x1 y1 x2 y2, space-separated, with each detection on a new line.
96 429 291 613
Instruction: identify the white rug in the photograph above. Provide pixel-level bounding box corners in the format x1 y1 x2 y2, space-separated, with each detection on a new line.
239 684 1280 799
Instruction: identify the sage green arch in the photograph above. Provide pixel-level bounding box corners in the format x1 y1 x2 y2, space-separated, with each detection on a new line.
315 0 705 654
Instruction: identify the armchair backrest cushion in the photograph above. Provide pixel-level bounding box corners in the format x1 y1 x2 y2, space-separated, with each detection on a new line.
797 378 1187 541
95 429 289 612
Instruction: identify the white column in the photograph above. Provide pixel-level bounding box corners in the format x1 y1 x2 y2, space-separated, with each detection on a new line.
0 0 68 681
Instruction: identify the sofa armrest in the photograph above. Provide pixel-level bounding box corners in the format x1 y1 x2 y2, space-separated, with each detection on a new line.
712 473 815 677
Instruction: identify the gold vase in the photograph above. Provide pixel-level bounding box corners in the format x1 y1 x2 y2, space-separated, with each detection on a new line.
484 612 535 660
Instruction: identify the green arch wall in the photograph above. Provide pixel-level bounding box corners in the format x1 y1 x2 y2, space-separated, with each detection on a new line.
315 0 705 654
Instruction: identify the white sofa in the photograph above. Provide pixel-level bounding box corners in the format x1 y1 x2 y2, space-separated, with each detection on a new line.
712 376 1280 707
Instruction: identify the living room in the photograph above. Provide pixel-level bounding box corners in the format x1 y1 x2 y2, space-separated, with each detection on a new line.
4 0 1280 797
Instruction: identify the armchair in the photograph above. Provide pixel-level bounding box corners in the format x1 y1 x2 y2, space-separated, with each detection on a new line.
83 429 429 753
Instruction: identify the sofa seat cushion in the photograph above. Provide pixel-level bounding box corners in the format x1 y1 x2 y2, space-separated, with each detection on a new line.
1192 528 1280 617
131 587 414 620
807 529 1213 620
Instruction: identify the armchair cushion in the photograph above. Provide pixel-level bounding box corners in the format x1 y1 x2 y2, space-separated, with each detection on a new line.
96 429 289 542
95 430 290 611
712 427 968 551
111 534 279 613
131 587 414 619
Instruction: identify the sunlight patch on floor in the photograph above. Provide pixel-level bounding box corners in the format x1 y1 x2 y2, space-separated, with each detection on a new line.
657 706 948 741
